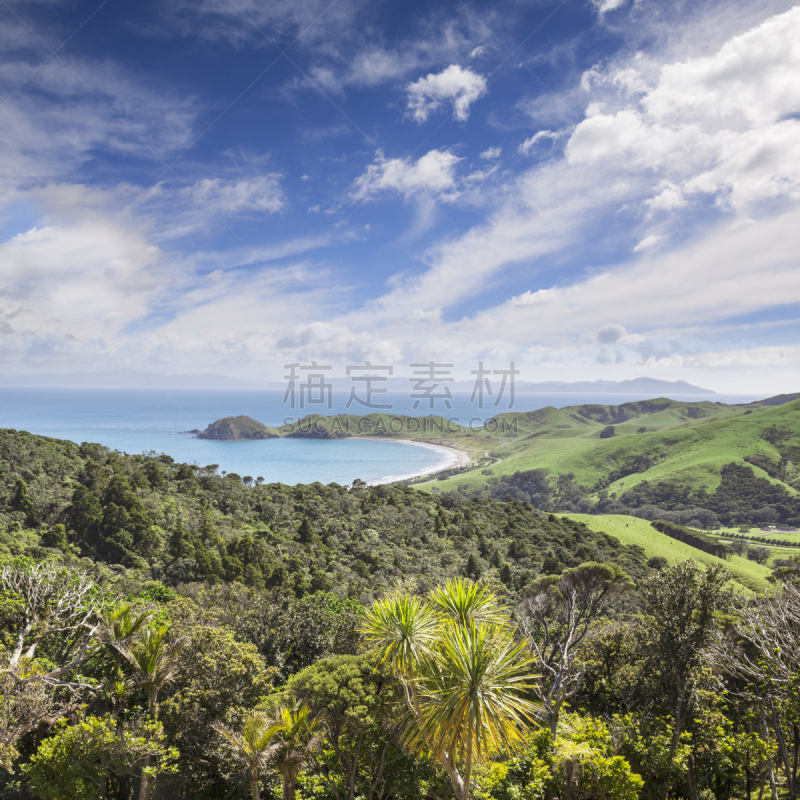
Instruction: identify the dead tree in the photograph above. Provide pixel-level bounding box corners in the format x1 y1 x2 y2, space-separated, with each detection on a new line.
712 582 800 800
519 562 629 736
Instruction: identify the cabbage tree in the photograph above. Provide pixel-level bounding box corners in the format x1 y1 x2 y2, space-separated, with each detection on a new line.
362 578 539 800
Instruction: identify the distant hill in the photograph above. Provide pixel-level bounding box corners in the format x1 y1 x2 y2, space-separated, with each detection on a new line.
743 392 800 407
197 416 279 440
0 371 714 395
512 377 715 395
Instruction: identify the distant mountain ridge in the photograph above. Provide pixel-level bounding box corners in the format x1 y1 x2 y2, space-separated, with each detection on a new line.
0 371 714 395
511 378 714 395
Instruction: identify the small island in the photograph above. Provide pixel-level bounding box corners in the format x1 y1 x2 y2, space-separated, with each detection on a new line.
196 415 279 440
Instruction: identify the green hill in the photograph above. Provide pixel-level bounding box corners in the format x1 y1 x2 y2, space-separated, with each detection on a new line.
420 397 799 492
415 396 800 527
564 514 772 593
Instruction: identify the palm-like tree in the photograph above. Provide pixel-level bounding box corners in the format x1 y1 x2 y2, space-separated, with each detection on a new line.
99 603 151 708
362 578 539 800
101 603 152 651
213 701 322 800
214 712 277 800
123 626 185 800
265 702 323 800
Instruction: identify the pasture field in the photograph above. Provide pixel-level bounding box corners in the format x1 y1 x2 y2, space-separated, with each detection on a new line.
564 513 773 593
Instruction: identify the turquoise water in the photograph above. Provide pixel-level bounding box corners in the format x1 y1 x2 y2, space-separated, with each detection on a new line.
0 388 756 485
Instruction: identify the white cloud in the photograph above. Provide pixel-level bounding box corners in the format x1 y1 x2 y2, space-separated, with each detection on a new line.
0 210 167 370
567 6 800 211
645 182 687 213
405 65 487 123
5 0 799 395
480 146 502 160
330 1 800 388
0 55 196 198
165 0 365 48
182 175 285 214
470 45 489 58
348 49 418 86
351 149 463 201
592 0 629 15
632 234 664 251
677 343 800 369
285 25 487 94
518 130 559 155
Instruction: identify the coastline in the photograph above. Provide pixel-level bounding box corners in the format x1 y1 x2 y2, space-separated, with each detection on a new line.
363 438 471 485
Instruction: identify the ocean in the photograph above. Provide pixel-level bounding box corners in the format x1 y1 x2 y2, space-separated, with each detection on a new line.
0 387 757 485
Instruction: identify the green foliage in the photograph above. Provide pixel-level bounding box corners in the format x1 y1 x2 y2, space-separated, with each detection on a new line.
619 462 800 527
0 428 649 593
283 655 399 800
552 713 643 800
213 702 321 800
197 416 278 441
363 579 540 800
24 715 177 800
284 654 392 734
171 585 362 681
472 734 552 800
11 480 37 528
612 714 690 797
649 520 731 559
39 523 68 552
6 421 800 800
159 624 278 796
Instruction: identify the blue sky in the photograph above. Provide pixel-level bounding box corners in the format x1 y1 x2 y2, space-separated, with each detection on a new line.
1 0 799 393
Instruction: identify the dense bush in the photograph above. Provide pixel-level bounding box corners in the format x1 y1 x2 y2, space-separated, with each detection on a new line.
0 430 650 597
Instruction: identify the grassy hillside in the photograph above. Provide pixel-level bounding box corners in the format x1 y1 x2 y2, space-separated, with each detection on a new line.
411 397 800 524
565 513 773 593
189 397 800 528
419 397 800 494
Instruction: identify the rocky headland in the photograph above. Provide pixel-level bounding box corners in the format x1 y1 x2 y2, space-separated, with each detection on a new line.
196 415 279 440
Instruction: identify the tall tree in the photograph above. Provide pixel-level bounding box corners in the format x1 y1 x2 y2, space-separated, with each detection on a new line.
520 562 629 736
713 580 800 800
11 479 37 527
1 562 114 687
361 578 539 800
213 702 321 800
284 655 400 800
24 715 177 800
641 561 729 800
123 626 185 800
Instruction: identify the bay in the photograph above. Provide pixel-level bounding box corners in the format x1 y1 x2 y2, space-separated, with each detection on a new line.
0 387 757 485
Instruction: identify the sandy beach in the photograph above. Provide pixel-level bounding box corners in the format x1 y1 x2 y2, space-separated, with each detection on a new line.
364 438 471 485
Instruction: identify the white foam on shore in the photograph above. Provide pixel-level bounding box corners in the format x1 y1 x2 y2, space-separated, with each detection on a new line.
365 438 467 485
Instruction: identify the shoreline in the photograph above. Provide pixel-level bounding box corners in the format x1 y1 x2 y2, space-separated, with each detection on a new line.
363 438 471 485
